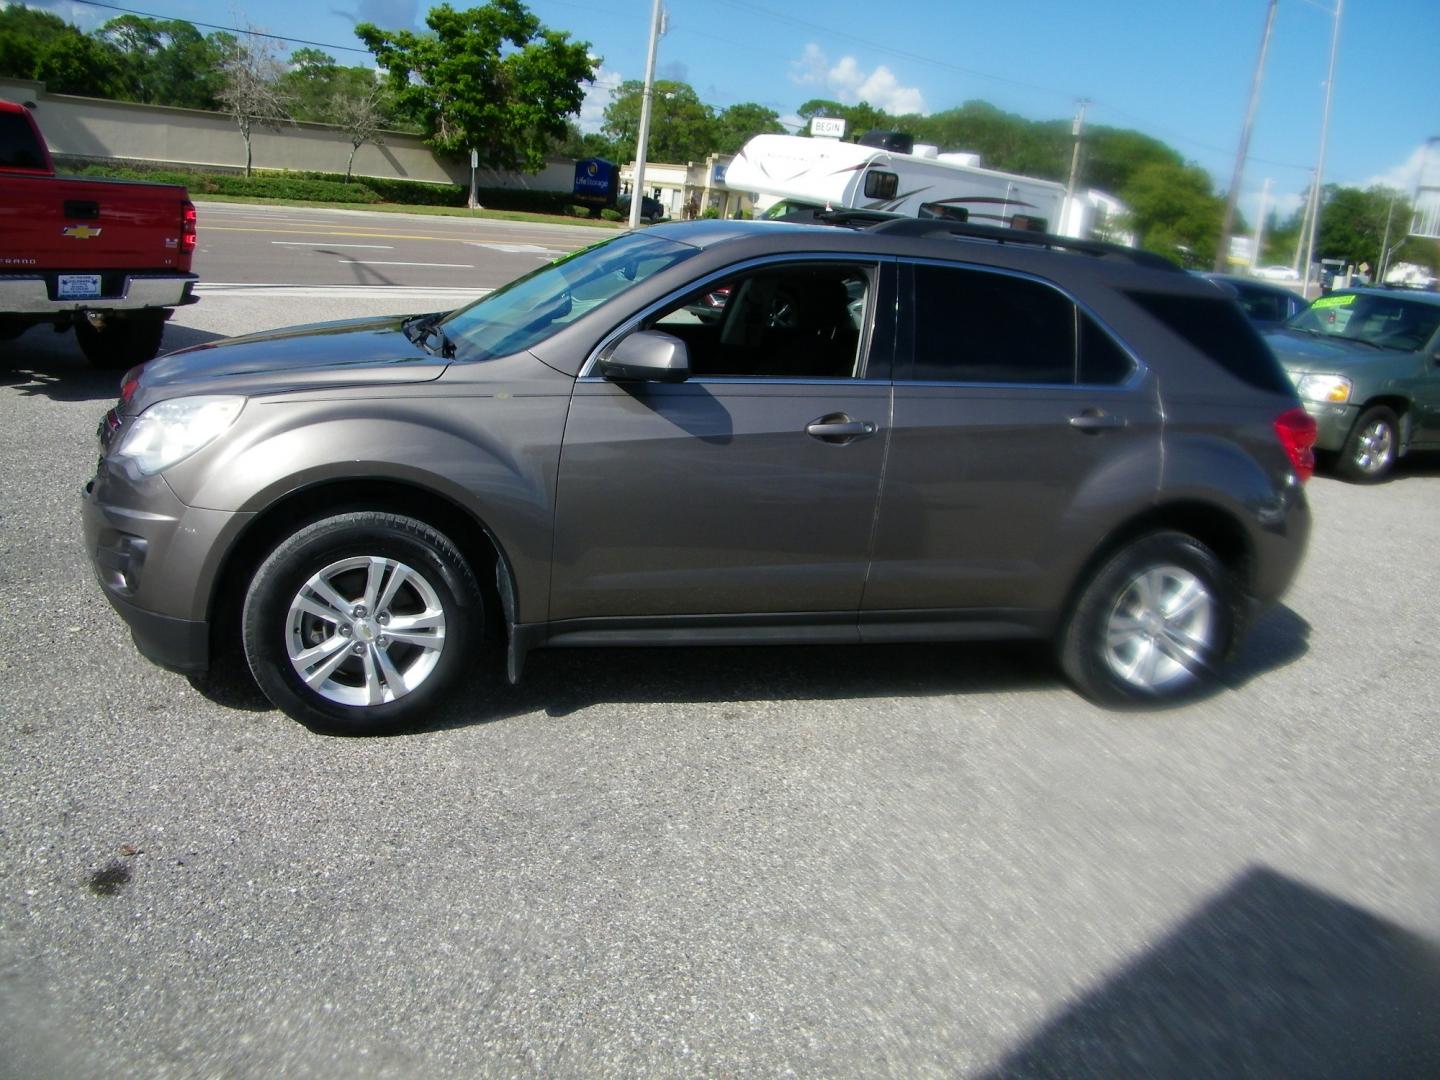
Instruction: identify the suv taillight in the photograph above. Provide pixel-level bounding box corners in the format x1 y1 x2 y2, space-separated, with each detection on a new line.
1274 407 1317 483
181 201 197 252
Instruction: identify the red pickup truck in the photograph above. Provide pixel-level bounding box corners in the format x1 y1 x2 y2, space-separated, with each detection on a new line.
1 98 197 368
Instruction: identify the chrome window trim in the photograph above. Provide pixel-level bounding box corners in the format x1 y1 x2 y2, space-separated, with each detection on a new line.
577 252 893 382
902 257 1150 391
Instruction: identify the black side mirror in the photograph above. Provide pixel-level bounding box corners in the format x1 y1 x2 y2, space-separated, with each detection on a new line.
599 330 691 382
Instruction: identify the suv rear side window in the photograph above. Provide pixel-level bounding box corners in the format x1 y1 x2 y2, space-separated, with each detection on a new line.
907 264 1132 386
1128 290 1292 394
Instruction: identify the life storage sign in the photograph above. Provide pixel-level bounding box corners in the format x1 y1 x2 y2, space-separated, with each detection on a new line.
573 158 618 206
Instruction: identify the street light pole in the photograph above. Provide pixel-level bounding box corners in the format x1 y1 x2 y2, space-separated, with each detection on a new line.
1214 0 1278 273
629 0 664 231
1301 0 1343 297
1062 99 1089 235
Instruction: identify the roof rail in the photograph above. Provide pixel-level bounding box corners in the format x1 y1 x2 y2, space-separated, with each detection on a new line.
776 208 907 227
863 217 1181 273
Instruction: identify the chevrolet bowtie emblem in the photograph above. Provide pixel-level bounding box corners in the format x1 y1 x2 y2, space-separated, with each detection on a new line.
63 224 103 239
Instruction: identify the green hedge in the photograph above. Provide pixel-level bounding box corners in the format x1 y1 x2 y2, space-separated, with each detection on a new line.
56 159 584 215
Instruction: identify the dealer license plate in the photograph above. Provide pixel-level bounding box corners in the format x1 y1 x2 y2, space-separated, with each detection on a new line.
58 274 102 300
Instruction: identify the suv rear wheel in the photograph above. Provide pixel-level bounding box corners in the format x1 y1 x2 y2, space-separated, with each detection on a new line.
1060 531 1236 704
242 512 482 734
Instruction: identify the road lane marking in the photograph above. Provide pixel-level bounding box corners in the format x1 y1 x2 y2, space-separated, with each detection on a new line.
336 259 475 268
469 242 557 255
194 282 491 300
272 241 395 249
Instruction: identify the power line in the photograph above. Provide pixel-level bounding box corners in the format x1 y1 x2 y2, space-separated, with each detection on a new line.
66 0 372 54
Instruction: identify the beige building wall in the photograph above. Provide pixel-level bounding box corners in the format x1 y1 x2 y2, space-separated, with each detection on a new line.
0 78 575 192
621 154 755 219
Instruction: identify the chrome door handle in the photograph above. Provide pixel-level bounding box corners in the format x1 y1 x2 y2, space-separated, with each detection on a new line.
806 414 877 443
1069 409 1127 432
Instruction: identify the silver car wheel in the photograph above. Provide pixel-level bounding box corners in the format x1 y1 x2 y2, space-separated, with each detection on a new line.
1102 564 1215 692
285 555 446 707
1353 419 1394 475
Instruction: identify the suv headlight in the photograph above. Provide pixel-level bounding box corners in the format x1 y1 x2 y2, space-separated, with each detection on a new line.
115 396 244 475
1294 373 1352 404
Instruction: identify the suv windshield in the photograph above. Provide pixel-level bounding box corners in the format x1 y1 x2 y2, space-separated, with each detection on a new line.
440 232 698 360
1285 291 1440 352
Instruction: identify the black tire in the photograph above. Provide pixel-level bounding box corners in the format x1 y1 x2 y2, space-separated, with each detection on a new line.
1059 531 1237 706
1337 405 1399 483
242 512 483 734
74 313 166 370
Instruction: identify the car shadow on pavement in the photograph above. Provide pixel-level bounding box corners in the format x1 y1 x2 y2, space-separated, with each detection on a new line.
188 602 1311 735
980 865 1440 1078
0 323 225 402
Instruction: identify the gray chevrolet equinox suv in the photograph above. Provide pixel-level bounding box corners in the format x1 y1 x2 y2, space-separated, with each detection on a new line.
83 217 1315 733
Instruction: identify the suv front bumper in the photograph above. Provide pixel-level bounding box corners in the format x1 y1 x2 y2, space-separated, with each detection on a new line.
1301 400 1357 452
82 467 249 675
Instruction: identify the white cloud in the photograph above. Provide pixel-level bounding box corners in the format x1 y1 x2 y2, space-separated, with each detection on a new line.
579 61 622 134
790 43 926 116
1358 143 1434 192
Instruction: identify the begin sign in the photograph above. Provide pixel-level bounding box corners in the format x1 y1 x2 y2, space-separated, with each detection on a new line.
810 117 847 139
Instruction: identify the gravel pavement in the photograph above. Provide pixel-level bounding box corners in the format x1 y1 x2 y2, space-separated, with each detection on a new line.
2 299 1437 1079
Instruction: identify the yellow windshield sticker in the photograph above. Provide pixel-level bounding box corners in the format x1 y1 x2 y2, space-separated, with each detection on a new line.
1311 293 1356 309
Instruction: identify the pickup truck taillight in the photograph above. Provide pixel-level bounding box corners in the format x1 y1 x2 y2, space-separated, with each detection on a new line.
181 202 197 252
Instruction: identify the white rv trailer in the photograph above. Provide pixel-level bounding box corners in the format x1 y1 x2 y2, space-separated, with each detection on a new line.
726 133 1127 241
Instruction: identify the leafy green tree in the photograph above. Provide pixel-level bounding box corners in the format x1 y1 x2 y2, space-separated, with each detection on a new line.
357 1 594 171
602 79 717 163
713 102 784 155
0 6 126 98
552 122 614 161
1315 184 1417 271
1122 160 1224 267
100 16 232 109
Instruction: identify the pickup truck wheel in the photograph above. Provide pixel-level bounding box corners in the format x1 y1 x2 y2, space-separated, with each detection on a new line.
1060 531 1235 706
1337 405 1399 483
242 512 483 735
74 313 166 369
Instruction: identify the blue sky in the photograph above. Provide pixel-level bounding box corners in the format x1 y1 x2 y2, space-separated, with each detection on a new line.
31 0 1440 222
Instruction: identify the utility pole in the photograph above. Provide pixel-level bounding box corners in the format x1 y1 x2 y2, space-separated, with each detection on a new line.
628 0 665 231
1376 189 1398 282
1214 0 1278 272
1293 169 1316 275
1250 177 1272 270
1062 99 1089 235
1302 0 1343 297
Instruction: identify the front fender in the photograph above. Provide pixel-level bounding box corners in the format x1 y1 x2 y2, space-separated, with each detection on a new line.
163 388 571 624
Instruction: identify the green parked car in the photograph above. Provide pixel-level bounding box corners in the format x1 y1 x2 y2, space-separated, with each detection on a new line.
1265 288 1440 481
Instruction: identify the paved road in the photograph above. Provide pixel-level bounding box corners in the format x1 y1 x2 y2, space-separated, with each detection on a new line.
192 202 613 291
2 262 1438 1076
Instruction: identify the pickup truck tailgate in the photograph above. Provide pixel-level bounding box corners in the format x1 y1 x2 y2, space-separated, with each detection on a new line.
1 174 192 272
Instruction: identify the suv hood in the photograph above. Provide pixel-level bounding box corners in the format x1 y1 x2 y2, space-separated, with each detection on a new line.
1264 328 1383 370
134 314 449 397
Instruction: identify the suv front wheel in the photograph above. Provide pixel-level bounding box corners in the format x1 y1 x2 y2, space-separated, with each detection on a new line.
1060 532 1236 705
242 512 483 734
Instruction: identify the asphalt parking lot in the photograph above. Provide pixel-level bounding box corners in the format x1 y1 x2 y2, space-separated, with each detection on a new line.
2 296 1438 1078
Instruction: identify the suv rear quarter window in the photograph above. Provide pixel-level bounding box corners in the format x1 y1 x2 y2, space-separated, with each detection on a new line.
1127 290 1292 394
